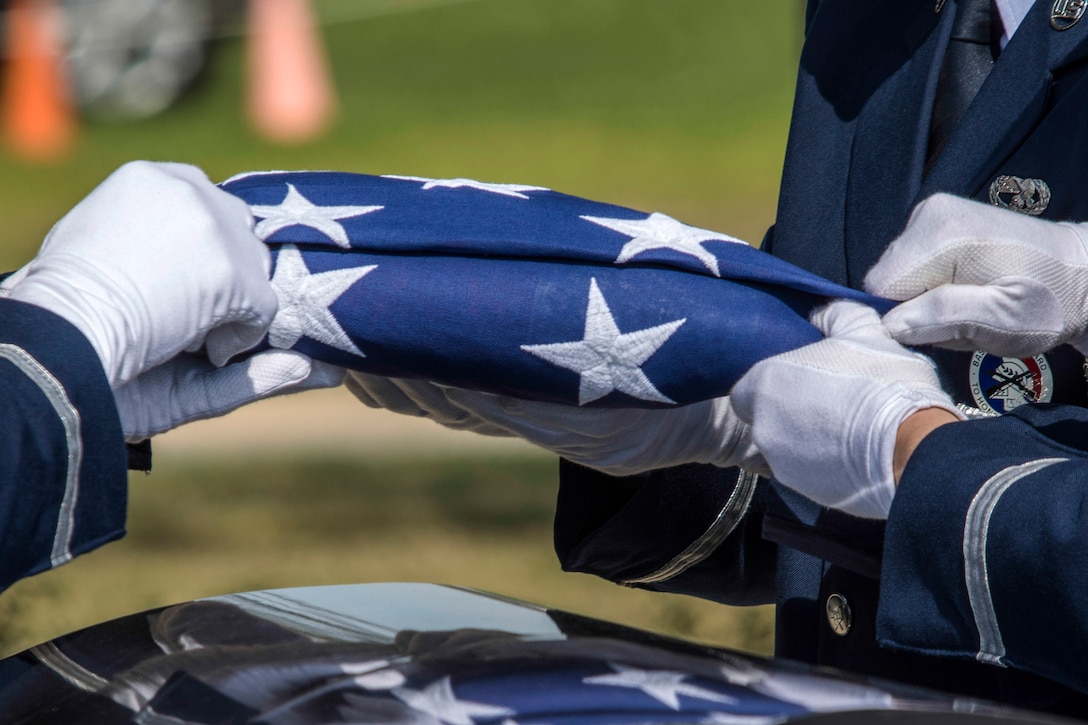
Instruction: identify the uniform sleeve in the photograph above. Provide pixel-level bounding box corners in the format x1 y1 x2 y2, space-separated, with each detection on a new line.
877 404 1088 694
0 299 127 591
553 459 777 606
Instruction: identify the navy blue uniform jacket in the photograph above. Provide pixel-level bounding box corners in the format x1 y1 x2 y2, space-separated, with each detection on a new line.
0 299 127 592
554 0 1088 714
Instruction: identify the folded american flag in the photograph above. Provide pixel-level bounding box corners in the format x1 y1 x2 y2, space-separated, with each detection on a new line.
221 172 888 408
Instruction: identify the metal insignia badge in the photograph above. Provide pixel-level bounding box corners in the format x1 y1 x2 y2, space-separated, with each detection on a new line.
969 352 1054 415
988 175 1051 215
1052 0 1086 30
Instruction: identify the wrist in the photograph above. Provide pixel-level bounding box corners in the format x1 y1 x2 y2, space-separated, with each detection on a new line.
10 279 114 378
892 407 959 486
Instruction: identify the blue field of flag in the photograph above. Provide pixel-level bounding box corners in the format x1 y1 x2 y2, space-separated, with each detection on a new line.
222 171 888 408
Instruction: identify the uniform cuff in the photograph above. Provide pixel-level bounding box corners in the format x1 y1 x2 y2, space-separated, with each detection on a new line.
877 407 1085 682
555 460 774 605
0 299 127 588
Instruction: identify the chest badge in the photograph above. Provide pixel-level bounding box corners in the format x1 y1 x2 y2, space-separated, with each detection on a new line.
970 352 1054 415
1052 0 1086 30
989 176 1051 216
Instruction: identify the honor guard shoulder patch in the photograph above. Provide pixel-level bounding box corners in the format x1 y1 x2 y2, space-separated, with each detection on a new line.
970 352 1054 415
989 175 1051 215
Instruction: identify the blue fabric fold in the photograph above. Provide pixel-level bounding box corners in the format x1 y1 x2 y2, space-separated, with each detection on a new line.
222 171 891 408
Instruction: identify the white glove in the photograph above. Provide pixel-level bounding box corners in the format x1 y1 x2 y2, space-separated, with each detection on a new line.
8 161 277 387
346 372 768 477
346 372 514 437
731 301 963 519
0 266 29 297
116 350 345 442
865 193 1088 357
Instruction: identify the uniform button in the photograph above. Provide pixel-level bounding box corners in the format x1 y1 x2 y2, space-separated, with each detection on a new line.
826 594 853 636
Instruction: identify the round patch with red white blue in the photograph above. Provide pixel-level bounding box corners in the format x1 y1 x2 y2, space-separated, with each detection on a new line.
969 351 1053 415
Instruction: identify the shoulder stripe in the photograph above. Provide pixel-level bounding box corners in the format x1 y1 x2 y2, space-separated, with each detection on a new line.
622 469 760 586
0 344 82 567
963 457 1067 666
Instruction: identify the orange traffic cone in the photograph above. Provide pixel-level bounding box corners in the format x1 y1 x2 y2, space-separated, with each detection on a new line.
1 0 76 162
246 0 337 144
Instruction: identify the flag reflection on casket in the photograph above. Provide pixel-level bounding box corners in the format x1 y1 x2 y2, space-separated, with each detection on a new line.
0 584 1039 724
221 172 889 408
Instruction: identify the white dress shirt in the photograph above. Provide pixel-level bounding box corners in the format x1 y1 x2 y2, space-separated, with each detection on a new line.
994 0 1036 46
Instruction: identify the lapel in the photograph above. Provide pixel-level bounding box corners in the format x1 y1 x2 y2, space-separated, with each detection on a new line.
842 2 947 285
845 0 1088 284
922 0 1088 197
920 1 1052 198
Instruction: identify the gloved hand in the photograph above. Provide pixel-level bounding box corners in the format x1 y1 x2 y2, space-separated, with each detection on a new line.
116 350 345 442
7 161 277 387
346 372 768 477
865 192 1088 357
730 300 963 519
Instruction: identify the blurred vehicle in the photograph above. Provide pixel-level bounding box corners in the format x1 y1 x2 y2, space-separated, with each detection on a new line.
1 0 245 121
0 582 1075 724
61 0 214 120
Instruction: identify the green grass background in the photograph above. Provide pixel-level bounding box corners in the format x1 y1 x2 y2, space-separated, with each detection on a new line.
0 0 801 656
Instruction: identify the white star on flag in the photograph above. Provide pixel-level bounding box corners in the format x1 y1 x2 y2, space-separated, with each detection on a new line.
582 212 744 277
251 183 383 248
584 664 738 711
521 278 684 405
393 677 515 725
268 244 375 356
385 174 549 199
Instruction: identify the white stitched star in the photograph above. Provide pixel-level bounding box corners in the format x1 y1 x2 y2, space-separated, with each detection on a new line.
384 174 549 199
584 664 738 711
268 244 375 356
521 278 684 405
582 212 743 277
393 677 515 725
251 183 383 248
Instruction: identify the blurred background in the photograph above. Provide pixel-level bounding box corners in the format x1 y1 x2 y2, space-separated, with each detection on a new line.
0 0 801 657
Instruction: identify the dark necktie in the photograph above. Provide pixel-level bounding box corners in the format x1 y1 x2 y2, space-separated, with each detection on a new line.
925 0 998 173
